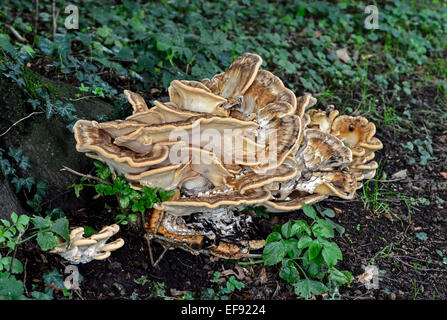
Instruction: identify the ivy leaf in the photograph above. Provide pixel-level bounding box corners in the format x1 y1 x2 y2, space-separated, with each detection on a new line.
38 37 53 55
0 34 18 58
294 279 328 299
43 269 64 289
31 289 54 300
18 155 31 171
11 177 35 193
8 148 23 163
35 180 49 196
56 103 76 121
45 101 54 119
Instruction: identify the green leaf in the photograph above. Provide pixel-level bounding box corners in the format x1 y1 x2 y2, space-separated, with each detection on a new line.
50 218 69 242
35 180 49 196
308 240 322 260
284 238 302 259
31 216 51 229
83 226 97 237
0 34 18 58
312 219 335 238
1 257 23 274
17 215 29 227
38 37 53 55
119 196 130 209
36 231 58 251
322 242 343 268
11 212 18 224
43 269 64 289
415 232 428 241
294 279 328 299
265 232 282 244
279 259 300 283
297 235 313 249
0 275 25 300
281 221 294 239
291 220 311 236
56 103 76 121
262 241 286 266
302 203 317 220
329 268 354 286
73 183 84 198
320 208 335 218
31 288 54 300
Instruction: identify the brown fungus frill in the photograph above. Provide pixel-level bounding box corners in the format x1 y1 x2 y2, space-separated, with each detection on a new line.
73 53 382 259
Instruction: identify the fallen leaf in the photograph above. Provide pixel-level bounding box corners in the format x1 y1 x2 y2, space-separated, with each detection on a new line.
361 54 374 60
357 266 376 283
234 264 248 281
440 172 447 180
313 30 323 38
391 169 408 180
439 135 447 143
170 288 187 296
334 48 351 63
384 213 393 221
259 268 268 285
352 50 359 62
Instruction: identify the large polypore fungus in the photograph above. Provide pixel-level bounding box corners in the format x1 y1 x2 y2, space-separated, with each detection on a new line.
73 53 382 259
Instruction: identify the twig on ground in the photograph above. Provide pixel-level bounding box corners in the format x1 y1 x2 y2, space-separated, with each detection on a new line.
153 246 169 268
23 259 28 296
145 232 262 260
51 0 60 40
69 95 97 101
60 166 110 185
9 231 24 274
34 0 39 34
145 233 155 266
0 111 44 138
5 24 28 43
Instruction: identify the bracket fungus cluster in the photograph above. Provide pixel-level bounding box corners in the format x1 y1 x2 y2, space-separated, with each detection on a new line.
72 53 382 260
51 224 124 264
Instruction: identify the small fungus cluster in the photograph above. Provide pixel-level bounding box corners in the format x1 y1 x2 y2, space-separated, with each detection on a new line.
68 53 382 260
